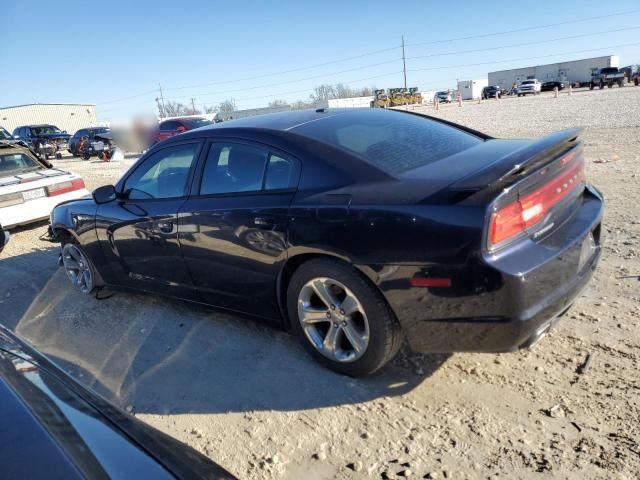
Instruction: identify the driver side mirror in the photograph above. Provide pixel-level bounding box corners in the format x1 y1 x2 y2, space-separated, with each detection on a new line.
93 185 118 204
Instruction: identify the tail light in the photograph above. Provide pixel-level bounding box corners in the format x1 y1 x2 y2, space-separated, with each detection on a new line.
489 151 585 249
46 178 85 197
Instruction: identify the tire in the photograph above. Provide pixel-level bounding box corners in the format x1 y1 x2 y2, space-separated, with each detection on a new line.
600 80 604 89
607 83 612 88
61 241 102 294
55 153 62 160
590 82 594 90
286 258 402 376
618 81 623 88
635 77 639 86
83 153 91 160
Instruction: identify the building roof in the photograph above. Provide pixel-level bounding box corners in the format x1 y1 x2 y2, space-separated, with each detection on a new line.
0 103 96 110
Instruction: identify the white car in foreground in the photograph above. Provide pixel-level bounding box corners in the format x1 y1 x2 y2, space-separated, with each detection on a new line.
0 143 89 228
517 79 541 96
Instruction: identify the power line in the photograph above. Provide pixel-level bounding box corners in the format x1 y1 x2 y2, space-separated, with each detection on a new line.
94 9 638 107
405 9 640 47
409 41 640 73
407 26 640 61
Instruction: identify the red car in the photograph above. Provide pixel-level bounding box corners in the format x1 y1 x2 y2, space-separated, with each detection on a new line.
153 117 212 144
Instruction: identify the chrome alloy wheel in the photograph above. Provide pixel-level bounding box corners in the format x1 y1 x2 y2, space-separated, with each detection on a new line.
297 277 370 363
61 243 94 294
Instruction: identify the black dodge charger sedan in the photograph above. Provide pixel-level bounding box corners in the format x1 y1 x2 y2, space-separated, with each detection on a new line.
47 109 603 376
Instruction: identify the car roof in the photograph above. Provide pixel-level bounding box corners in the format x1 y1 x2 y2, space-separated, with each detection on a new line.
20 124 58 128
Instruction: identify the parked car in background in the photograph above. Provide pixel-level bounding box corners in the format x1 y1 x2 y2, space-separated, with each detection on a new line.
69 127 115 160
0 222 8 253
0 325 236 480
481 85 502 99
11 124 71 160
69 127 110 157
152 117 213 144
632 71 640 86
517 79 541 96
541 81 566 92
47 108 603 376
435 90 453 103
590 67 625 89
0 142 89 228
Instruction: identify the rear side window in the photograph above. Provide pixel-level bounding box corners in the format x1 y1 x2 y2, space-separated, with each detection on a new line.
293 111 482 175
201 143 268 194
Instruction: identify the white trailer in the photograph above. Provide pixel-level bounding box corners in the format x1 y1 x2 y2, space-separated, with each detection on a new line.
328 96 375 108
457 79 488 100
488 55 619 90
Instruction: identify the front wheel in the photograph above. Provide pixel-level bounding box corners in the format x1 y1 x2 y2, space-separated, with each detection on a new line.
61 242 101 294
590 82 595 90
287 258 402 376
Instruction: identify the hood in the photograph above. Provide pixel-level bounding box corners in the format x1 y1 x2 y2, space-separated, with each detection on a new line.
0 325 236 480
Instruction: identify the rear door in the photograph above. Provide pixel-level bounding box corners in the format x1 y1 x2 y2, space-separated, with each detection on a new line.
95 140 202 298
179 139 300 318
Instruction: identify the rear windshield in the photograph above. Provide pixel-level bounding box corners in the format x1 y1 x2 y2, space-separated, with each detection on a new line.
0 152 41 174
184 118 212 129
0 128 11 140
293 110 482 175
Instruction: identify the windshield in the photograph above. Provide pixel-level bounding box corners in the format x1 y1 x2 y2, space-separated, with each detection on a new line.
600 67 618 74
293 110 482 175
0 128 12 140
521 80 534 85
0 152 41 174
184 118 212 129
89 127 110 134
31 125 62 135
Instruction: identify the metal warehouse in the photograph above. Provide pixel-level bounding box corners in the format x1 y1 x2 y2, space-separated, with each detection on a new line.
0 103 97 134
488 55 619 89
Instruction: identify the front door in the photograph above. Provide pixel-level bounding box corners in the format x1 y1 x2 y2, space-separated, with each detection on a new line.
179 140 299 318
95 141 202 298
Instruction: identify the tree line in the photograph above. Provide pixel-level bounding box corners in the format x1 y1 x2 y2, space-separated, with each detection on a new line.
156 83 375 118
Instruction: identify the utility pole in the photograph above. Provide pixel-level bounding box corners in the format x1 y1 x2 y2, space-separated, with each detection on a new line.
158 83 166 118
402 35 407 90
191 97 196 114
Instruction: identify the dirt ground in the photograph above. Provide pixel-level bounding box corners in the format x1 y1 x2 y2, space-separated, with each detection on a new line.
1 86 639 479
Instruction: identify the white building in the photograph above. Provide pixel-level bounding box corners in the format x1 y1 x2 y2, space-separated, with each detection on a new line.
457 79 488 100
0 103 97 134
488 55 619 89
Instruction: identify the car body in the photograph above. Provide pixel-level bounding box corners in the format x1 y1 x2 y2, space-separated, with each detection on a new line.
517 79 541 96
435 90 453 103
0 143 89 228
0 324 235 479
481 86 502 99
12 124 71 159
541 81 566 92
153 117 213 144
590 67 625 89
48 109 603 376
69 127 112 158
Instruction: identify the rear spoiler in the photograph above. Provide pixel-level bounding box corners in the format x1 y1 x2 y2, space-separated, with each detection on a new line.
451 128 582 194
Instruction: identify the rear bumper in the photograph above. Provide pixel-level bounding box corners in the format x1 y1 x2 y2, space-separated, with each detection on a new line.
365 186 603 353
0 189 90 229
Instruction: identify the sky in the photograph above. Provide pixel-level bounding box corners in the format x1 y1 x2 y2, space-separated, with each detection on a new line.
1 0 639 121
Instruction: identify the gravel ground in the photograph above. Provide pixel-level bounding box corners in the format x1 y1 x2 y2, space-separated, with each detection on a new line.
1 86 639 479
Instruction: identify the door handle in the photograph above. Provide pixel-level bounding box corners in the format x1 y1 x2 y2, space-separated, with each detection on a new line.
254 216 276 226
156 221 173 233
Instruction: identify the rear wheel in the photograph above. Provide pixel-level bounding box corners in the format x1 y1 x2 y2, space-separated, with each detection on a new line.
61 242 100 294
590 82 595 90
287 258 402 376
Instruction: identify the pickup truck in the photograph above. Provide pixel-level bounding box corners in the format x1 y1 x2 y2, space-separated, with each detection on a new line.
590 67 625 89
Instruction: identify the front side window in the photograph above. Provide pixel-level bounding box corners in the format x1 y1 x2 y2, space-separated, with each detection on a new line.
123 143 198 200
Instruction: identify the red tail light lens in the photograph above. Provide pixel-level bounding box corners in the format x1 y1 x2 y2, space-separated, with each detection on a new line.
489 153 585 248
46 179 86 197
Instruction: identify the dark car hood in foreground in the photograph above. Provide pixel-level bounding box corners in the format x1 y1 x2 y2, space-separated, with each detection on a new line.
0 325 235 480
